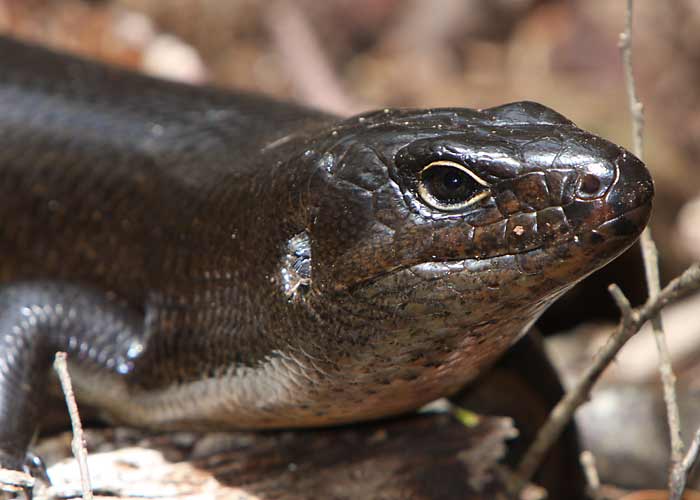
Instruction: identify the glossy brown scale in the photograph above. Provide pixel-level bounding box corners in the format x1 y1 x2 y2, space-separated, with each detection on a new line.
495 189 521 215
509 172 551 211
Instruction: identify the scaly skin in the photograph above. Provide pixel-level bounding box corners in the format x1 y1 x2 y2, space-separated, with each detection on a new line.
0 37 653 473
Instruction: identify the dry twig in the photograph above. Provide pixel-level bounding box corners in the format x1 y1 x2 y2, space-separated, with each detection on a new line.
620 1 694 497
580 451 603 500
264 0 359 116
53 352 93 500
681 428 700 479
516 263 700 484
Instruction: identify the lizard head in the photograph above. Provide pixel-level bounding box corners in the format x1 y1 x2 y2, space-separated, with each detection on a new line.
270 101 652 422
295 102 652 304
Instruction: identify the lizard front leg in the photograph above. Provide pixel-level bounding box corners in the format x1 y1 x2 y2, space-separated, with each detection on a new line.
0 282 144 482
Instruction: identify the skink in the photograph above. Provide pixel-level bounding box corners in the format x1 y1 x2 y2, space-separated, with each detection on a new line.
0 36 653 474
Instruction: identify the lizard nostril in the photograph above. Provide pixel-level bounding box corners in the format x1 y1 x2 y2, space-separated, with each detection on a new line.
578 173 602 196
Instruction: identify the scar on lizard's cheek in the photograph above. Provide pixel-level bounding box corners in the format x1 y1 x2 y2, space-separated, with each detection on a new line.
280 231 312 300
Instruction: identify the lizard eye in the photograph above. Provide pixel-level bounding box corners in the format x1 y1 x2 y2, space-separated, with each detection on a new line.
417 161 490 211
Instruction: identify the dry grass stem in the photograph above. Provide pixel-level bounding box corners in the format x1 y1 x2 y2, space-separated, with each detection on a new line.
53 352 93 500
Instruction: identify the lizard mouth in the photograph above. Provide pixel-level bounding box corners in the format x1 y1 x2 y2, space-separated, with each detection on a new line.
352 199 651 300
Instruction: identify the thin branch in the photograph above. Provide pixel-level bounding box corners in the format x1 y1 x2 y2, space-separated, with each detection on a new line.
493 464 546 500
516 263 700 483
620 1 686 496
668 426 700 500
264 0 360 116
53 352 93 500
620 0 644 160
681 427 700 475
608 283 632 323
580 451 603 500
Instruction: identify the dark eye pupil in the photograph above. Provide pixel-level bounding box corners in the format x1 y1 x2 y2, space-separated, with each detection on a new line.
443 170 464 190
420 164 481 206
